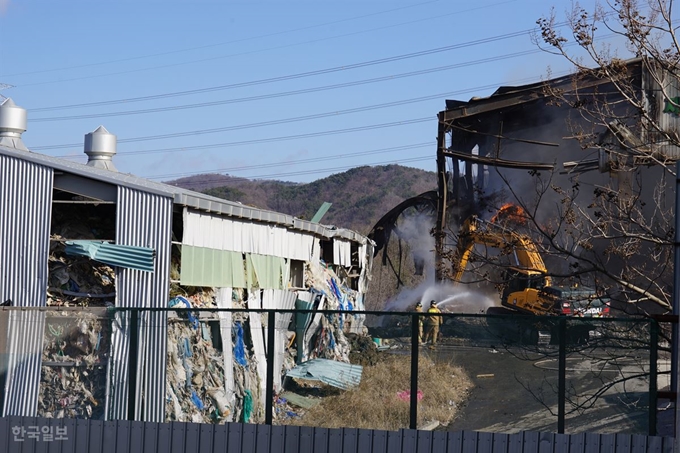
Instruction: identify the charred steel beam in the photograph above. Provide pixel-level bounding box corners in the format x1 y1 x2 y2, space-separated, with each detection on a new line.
438 69 629 126
435 122 448 282
442 149 555 170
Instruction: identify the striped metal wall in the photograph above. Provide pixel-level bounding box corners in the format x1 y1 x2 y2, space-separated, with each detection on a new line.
0 416 673 453
108 187 172 422
0 156 53 417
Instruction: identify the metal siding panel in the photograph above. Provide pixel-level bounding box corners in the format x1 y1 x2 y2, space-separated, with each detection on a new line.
241 423 257 453
285 425 300 453
114 187 171 422
227 423 242 451
554 433 571 453
313 427 329 453
492 433 509 453
477 432 493 453
431 432 448 453
417 430 433 453
129 421 145 453
585 433 601 453
462 430 478 453
88 419 104 453
170 422 186 453
299 426 315 453
255 424 271 453
538 432 554 453
342 428 358 453
507 433 523 453
522 431 540 453
615 434 632 453
570 433 586 453
328 428 343 453
599 434 616 453
198 423 214 453
270 425 285 453
448 431 463 453
631 435 647 453
1 158 52 417
356 429 372 453
156 423 172 453
115 420 130 453
213 424 228 453
184 422 201 453
57 418 76 453
0 417 8 453
103 421 119 453
371 429 387 453
386 430 402 453
646 436 662 453
75 418 91 453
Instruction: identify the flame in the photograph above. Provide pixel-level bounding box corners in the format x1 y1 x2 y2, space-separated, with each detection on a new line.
490 203 527 225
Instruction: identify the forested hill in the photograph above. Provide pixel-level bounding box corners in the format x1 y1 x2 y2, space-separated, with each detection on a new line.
166 164 436 235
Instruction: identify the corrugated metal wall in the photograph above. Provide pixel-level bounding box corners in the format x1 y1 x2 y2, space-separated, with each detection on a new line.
108 187 172 422
0 156 53 417
0 416 673 453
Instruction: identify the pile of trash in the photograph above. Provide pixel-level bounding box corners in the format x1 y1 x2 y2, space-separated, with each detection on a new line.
47 243 116 307
38 310 109 419
165 293 264 424
47 207 117 308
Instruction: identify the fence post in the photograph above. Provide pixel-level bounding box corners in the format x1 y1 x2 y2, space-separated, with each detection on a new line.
265 310 276 425
650 319 659 436
558 317 566 433
128 308 139 421
410 313 419 430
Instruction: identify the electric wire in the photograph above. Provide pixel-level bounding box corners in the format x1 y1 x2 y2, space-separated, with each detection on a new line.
16 1 524 89
31 49 541 122
3 0 447 78
29 24 550 112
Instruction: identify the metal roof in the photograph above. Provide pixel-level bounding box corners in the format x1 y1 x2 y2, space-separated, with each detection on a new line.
440 58 644 123
0 144 370 243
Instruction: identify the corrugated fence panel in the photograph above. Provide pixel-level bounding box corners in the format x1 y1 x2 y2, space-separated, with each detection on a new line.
109 187 172 422
0 417 675 453
0 157 53 417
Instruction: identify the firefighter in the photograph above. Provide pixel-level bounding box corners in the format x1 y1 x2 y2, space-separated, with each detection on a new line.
414 301 424 344
424 300 442 349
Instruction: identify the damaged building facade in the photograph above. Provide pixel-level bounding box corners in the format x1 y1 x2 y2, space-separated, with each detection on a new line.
0 97 374 424
431 58 680 304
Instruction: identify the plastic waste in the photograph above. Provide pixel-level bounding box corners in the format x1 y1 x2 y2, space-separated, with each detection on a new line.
234 323 247 366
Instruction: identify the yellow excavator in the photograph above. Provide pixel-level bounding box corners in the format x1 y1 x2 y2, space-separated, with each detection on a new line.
452 215 609 318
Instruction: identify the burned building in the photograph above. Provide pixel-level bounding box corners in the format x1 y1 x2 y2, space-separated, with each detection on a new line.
433 58 680 311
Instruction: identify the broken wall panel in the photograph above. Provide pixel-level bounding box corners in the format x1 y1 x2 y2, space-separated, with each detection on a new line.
0 157 53 417
109 187 172 422
180 247 246 288
183 209 318 261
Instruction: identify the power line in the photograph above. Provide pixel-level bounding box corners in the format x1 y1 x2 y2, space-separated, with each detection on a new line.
29 24 544 112
43 69 574 154
49 117 433 154
16 1 523 89
31 49 541 122
163 155 433 183
146 142 433 180
3 0 446 78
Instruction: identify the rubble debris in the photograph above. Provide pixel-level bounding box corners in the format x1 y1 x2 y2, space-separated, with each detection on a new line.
286 358 362 390
279 391 320 409
38 310 110 419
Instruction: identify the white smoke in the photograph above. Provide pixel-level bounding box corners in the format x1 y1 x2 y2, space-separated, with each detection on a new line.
384 281 498 314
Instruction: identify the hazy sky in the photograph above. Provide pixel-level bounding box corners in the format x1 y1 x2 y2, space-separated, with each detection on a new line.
0 0 610 184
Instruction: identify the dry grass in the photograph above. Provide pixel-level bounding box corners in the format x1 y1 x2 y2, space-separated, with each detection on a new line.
285 354 473 430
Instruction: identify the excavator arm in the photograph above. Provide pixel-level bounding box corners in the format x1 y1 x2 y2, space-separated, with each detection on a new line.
451 215 552 287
